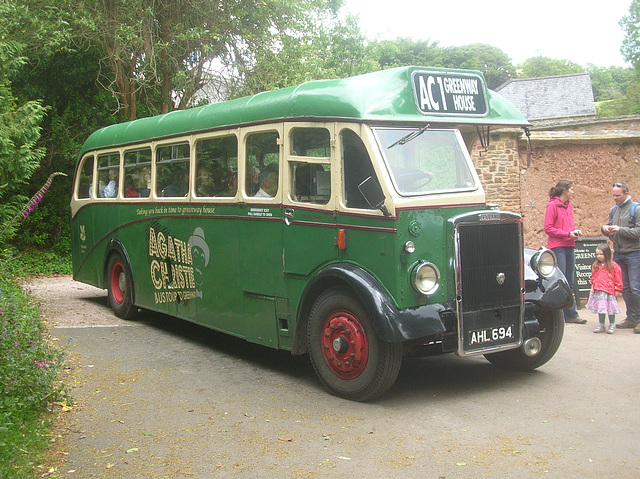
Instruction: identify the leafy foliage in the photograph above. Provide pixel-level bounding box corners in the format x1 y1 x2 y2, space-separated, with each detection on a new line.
369 41 516 90
0 264 69 478
516 56 585 78
48 0 349 119
621 0 640 70
596 81 640 117
0 173 66 246
439 44 516 90
0 40 48 246
9 47 121 251
371 38 442 70
588 65 635 101
232 13 376 97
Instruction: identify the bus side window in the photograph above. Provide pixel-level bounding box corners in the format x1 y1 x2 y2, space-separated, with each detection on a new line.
341 129 376 209
156 143 190 198
290 127 330 205
97 152 121 198
77 155 94 199
246 132 279 198
123 148 151 198
196 135 238 197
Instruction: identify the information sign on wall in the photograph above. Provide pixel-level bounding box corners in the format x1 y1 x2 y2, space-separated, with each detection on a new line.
573 237 608 307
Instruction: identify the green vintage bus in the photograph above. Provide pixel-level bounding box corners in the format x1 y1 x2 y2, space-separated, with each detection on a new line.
71 66 572 401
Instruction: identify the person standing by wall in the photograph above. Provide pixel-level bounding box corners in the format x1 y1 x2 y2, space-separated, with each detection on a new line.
602 182 640 334
544 180 585 323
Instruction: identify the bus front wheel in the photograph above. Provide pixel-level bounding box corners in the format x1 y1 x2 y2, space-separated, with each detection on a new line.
484 309 564 371
107 253 138 320
307 287 402 401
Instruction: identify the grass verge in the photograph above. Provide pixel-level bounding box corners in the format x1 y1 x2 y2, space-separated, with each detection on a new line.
0 250 71 478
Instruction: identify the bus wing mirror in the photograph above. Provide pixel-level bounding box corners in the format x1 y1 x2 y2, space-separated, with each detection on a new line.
358 177 390 216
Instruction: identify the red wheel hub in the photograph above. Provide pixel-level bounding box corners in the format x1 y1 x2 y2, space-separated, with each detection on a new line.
321 310 369 379
110 261 126 305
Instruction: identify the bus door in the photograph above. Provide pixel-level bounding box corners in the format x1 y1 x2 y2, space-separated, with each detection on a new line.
281 124 338 343
71 154 99 286
190 133 242 336
239 126 287 346
152 141 194 321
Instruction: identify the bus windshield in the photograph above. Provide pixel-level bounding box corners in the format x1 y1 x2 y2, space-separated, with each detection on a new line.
374 128 478 196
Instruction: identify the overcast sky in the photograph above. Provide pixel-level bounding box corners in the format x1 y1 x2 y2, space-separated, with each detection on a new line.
345 0 632 68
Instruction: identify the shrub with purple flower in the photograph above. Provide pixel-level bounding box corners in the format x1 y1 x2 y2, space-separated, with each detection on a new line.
0 172 66 245
0 269 68 439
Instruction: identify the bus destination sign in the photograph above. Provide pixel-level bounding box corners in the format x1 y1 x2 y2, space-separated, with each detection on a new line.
412 71 488 116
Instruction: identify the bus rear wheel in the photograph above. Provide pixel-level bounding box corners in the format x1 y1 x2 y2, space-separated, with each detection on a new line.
107 253 138 320
307 287 402 401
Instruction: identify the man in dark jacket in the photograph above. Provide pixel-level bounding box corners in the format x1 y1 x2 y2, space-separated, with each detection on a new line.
602 182 640 334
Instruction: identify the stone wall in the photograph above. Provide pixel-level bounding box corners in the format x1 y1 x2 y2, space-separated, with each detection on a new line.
471 131 522 215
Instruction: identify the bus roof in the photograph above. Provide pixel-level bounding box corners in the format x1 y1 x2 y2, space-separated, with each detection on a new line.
79 66 529 156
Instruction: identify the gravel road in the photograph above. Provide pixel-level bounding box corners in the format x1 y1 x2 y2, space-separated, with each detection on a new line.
25 275 640 479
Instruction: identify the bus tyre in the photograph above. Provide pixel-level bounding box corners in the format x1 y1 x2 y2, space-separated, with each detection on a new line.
307 288 402 401
107 253 138 320
484 309 564 371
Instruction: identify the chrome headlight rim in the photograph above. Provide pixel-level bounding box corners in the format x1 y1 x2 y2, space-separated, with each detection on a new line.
531 248 558 278
411 261 440 295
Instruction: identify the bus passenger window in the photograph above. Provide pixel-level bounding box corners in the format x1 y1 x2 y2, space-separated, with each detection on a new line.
77 156 94 199
196 135 238 197
246 132 279 198
156 143 190 198
341 129 376 209
97 152 120 198
123 148 151 198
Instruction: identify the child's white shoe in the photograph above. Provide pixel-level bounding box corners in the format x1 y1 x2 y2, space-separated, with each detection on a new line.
607 324 615 334
594 324 606 333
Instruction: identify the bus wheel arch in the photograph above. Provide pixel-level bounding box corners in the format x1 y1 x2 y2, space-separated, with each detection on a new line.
104 241 138 320
294 263 406 356
307 286 402 401
293 275 351 355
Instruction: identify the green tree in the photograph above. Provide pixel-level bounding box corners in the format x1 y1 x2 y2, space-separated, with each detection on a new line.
439 44 515 89
49 0 347 120
588 64 635 102
233 13 376 97
621 0 640 70
516 56 584 78
370 38 442 69
0 40 47 245
366 40 514 90
9 47 121 251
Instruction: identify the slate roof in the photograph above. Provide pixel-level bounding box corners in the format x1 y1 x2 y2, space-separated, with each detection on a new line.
495 73 596 120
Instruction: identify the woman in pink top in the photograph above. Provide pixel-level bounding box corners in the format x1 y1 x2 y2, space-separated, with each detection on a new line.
544 180 585 323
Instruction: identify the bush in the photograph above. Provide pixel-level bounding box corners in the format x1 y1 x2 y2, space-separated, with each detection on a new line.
0 260 69 477
2 247 71 277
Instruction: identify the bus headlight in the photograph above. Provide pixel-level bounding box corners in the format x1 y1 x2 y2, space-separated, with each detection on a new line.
531 249 557 278
411 261 440 295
